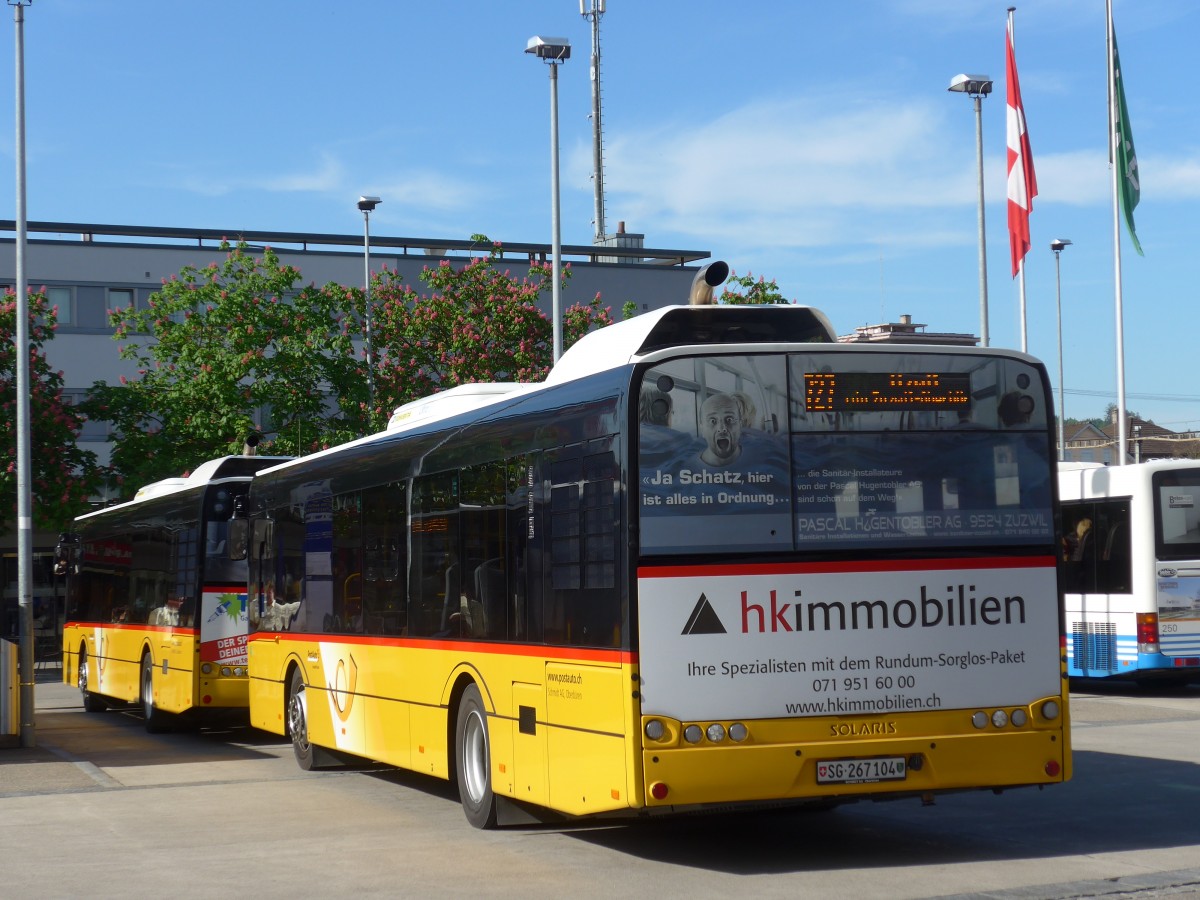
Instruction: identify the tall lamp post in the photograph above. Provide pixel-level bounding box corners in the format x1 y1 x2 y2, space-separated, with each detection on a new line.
10 0 35 747
525 35 570 363
1051 239 1072 460
358 195 381 415
949 74 994 348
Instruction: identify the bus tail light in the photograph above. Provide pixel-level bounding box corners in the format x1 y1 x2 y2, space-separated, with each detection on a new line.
650 782 669 800
1136 613 1160 653
1044 759 1061 777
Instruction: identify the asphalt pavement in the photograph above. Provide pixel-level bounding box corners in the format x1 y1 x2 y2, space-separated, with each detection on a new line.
0 666 126 794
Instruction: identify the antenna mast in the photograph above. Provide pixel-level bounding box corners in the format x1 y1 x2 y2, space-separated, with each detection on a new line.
581 0 607 242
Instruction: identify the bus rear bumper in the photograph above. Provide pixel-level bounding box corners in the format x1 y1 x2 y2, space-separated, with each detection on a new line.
640 730 1068 809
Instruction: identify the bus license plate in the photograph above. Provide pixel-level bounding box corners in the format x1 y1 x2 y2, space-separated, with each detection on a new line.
816 756 907 785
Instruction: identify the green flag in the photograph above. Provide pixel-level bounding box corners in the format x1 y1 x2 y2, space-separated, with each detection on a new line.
1113 30 1143 255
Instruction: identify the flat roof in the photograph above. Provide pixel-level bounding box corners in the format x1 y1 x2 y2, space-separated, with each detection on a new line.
0 220 710 267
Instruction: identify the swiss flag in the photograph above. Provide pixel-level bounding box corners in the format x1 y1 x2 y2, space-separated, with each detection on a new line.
1006 17 1038 277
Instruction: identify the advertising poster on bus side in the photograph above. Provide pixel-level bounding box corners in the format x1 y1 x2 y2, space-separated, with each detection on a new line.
200 589 249 666
638 356 792 554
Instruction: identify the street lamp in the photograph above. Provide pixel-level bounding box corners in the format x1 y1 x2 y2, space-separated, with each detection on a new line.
358 195 381 414
1051 238 1072 461
949 74 994 348
10 0 35 747
525 35 570 363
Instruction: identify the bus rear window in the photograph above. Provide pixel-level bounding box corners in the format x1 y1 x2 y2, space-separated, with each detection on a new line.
1154 471 1200 560
637 351 1054 555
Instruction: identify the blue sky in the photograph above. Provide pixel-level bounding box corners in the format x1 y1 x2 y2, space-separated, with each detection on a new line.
2 0 1197 428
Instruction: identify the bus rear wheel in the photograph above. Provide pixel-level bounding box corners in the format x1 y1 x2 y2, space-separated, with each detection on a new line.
140 654 170 733
455 683 497 829
78 647 105 713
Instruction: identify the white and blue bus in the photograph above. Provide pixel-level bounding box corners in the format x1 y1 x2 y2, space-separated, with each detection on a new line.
1058 460 1200 682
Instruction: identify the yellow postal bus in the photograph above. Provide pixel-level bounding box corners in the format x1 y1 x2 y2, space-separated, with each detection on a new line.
239 273 1069 827
60 453 286 731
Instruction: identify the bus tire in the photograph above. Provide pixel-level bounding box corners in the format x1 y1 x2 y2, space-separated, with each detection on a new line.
78 647 105 713
455 683 498 829
287 667 344 771
141 654 170 733
287 668 319 770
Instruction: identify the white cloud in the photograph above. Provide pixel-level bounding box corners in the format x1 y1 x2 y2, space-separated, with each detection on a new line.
259 154 344 193
372 171 490 213
581 93 1200 257
585 96 981 254
1148 155 1200 198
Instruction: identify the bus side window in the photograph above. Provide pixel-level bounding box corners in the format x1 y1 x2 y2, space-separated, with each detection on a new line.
1097 503 1132 593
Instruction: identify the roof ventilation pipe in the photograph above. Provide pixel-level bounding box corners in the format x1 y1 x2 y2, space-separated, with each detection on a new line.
688 260 730 305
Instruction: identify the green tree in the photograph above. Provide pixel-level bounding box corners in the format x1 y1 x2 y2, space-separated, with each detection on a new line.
1 289 99 531
89 242 362 494
92 239 614 494
717 270 788 305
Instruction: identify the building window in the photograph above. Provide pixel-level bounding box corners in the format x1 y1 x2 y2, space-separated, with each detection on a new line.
107 288 134 314
47 286 72 325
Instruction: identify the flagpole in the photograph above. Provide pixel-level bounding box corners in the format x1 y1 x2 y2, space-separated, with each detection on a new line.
1018 266 1028 353
1010 8 1027 353
1107 0 1128 464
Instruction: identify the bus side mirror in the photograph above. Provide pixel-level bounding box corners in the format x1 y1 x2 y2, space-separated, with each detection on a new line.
228 497 248 561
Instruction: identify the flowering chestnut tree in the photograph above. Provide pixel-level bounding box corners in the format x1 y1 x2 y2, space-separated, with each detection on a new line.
1 289 99 531
365 239 612 430
718 270 788 305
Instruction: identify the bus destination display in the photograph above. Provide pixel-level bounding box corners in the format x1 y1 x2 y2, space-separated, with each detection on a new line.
805 372 972 411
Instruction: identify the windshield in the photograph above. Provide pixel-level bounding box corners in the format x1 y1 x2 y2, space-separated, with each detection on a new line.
637 351 1054 555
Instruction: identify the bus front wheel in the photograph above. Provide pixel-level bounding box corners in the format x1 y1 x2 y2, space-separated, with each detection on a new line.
455 683 498 829
286 668 346 770
78 647 105 713
288 668 319 770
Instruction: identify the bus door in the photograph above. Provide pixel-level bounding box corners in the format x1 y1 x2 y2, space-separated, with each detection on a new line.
1063 498 1132 677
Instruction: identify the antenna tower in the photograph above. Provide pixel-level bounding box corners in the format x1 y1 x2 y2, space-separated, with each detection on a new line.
581 0 607 242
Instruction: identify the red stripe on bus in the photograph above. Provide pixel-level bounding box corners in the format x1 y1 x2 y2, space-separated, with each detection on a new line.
246 632 635 664
638 556 1058 578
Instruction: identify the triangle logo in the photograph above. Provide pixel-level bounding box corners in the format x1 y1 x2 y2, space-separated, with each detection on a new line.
682 593 726 635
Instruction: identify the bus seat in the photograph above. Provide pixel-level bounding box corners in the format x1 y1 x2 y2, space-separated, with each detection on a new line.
440 563 460 632
475 559 506 638
1102 522 1125 562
